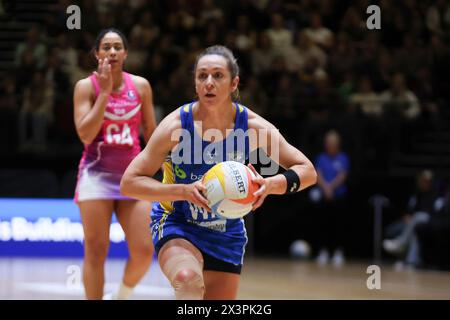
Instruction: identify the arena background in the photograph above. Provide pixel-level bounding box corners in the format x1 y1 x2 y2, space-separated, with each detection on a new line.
1 0 450 299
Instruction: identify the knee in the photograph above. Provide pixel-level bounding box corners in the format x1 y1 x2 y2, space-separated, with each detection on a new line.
172 268 205 299
84 238 109 265
129 242 154 264
174 268 200 284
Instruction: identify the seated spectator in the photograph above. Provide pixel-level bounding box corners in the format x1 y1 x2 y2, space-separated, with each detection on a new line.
349 76 383 118
425 0 450 36
266 13 293 58
304 12 334 50
383 170 444 268
130 10 160 49
286 31 327 73
199 0 224 25
55 33 79 76
234 15 257 52
380 72 421 120
251 32 275 76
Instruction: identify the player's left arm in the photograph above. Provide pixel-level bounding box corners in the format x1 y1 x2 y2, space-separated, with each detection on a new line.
134 75 157 143
248 112 317 209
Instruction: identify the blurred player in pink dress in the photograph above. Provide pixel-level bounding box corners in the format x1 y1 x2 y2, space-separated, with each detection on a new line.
73 28 157 300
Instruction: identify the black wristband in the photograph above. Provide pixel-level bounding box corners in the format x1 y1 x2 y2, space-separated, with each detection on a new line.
282 169 301 194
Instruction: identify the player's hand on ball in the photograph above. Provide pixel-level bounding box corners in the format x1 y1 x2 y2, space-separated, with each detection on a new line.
184 180 211 213
93 57 113 94
248 164 269 211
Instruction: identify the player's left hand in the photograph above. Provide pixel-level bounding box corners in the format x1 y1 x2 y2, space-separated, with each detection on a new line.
248 164 270 211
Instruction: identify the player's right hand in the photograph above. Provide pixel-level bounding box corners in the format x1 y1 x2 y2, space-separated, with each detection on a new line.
93 58 113 94
184 180 211 213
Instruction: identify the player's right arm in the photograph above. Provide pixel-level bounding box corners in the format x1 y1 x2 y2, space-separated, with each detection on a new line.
74 58 112 145
121 110 209 210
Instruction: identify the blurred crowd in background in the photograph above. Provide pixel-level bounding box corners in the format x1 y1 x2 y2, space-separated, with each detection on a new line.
1 0 450 268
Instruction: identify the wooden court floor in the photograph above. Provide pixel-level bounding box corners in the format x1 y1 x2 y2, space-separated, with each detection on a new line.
1 257 449 299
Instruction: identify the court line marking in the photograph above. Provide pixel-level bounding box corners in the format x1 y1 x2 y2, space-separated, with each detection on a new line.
15 282 175 299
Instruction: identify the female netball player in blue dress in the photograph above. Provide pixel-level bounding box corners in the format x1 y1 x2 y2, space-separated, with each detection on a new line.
121 45 317 299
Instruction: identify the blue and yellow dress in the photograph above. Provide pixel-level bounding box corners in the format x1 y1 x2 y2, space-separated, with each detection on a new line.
150 102 250 267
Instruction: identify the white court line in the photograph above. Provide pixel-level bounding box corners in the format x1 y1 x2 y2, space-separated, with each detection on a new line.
15 282 175 299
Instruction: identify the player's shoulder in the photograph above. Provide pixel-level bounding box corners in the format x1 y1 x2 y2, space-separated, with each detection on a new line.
75 76 92 88
129 74 151 89
157 104 186 133
74 76 94 95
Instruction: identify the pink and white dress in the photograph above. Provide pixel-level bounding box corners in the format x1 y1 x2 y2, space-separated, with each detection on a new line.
75 72 142 202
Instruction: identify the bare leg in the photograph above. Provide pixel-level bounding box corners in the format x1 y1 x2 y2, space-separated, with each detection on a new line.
158 238 205 300
115 200 153 288
204 270 240 300
79 200 114 300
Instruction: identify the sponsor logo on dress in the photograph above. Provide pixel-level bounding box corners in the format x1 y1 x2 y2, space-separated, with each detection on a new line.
187 219 227 233
227 151 244 162
127 90 136 100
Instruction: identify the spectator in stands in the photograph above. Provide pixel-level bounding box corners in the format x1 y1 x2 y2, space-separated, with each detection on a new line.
426 0 450 36
14 25 47 70
287 31 327 73
266 13 293 58
304 12 334 50
55 33 79 76
381 72 421 121
234 15 257 52
18 71 54 151
199 0 224 25
383 170 444 268
45 48 70 97
130 11 160 49
251 32 275 76
349 76 383 118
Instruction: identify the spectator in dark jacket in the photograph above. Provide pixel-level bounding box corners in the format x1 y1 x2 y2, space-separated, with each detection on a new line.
383 170 444 268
